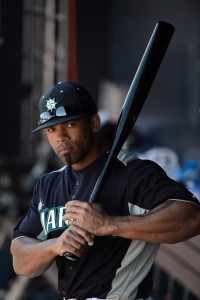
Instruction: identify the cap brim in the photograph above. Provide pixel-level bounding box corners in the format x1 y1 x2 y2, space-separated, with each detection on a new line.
32 113 85 133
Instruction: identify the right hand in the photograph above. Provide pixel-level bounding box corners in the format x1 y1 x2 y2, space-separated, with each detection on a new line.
53 224 94 258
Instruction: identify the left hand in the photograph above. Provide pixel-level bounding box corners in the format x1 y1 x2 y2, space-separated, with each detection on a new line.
63 200 110 236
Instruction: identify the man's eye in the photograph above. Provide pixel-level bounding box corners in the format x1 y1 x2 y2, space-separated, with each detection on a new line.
67 122 76 128
46 127 54 133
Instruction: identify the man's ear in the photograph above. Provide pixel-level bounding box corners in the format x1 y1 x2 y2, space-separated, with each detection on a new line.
91 114 101 132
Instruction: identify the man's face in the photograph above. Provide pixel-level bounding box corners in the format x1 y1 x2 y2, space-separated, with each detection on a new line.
45 115 99 169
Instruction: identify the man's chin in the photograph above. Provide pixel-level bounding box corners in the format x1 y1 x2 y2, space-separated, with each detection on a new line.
60 154 73 165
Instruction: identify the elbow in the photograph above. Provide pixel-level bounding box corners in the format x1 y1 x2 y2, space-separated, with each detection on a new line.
171 204 200 243
14 266 41 279
10 243 38 278
12 258 38 278
184 207 200 240
167 217 200 244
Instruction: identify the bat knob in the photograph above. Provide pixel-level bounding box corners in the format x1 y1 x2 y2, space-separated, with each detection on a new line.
63 252 78 261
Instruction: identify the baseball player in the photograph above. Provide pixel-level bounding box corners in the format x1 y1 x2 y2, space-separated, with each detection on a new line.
11 82 200 300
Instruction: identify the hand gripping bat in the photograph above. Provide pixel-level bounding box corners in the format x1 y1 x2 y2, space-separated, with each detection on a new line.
64 21 175 260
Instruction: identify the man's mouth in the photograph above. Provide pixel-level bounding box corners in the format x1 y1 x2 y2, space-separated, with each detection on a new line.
57 146 74 155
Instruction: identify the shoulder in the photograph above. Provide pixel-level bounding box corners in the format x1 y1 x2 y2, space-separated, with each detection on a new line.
117 148 138 165
36 165 66 186
117 148 164 173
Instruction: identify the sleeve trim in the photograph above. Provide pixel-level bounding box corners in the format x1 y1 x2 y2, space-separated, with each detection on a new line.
12 236 30 242
167 198 200 207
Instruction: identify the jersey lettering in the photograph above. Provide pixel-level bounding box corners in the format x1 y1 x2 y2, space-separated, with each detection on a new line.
40 206 67 235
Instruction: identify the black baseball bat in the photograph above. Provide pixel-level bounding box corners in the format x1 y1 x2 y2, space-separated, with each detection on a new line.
89 21 175 203
64 21 175 260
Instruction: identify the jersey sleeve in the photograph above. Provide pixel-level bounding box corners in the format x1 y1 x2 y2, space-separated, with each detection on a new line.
127 159 200 210
12 185 44 240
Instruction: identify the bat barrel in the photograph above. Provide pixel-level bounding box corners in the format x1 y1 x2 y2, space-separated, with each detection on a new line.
89 21 175 204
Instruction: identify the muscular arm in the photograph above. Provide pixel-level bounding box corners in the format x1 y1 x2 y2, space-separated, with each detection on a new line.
10 225 94 277
64 200 200 244
11 237 56 278
109 201 200 243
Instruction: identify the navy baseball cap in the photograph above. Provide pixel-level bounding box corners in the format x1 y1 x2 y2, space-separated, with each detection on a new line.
32 81 97 132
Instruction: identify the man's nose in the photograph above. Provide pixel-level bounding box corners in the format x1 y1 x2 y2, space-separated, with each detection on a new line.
56 128 70 143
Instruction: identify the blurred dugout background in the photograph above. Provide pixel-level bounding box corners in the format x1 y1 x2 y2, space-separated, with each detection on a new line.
0 1 200 299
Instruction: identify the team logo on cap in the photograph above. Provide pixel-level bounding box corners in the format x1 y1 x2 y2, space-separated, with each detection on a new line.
45 97 58 112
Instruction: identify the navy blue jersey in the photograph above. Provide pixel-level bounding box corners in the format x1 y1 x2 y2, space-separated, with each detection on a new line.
13 150 200 299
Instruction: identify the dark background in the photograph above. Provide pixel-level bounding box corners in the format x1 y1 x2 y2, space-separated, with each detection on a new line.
1 0 200 157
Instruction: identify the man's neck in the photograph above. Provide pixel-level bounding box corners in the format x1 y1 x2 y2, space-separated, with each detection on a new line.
72 140 107 171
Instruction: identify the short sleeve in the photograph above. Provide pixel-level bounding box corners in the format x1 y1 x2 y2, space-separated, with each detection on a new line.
12 185 43 240
126 159 200 210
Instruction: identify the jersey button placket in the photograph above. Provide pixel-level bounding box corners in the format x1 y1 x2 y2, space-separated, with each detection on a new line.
71 173 80 200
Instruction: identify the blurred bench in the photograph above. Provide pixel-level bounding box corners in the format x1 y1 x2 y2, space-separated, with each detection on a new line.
155 235 200 299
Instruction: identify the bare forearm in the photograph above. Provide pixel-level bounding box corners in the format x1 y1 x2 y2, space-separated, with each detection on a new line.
11 226 94 277
104 201 200 243
10 237 56 277
65 200 200 244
